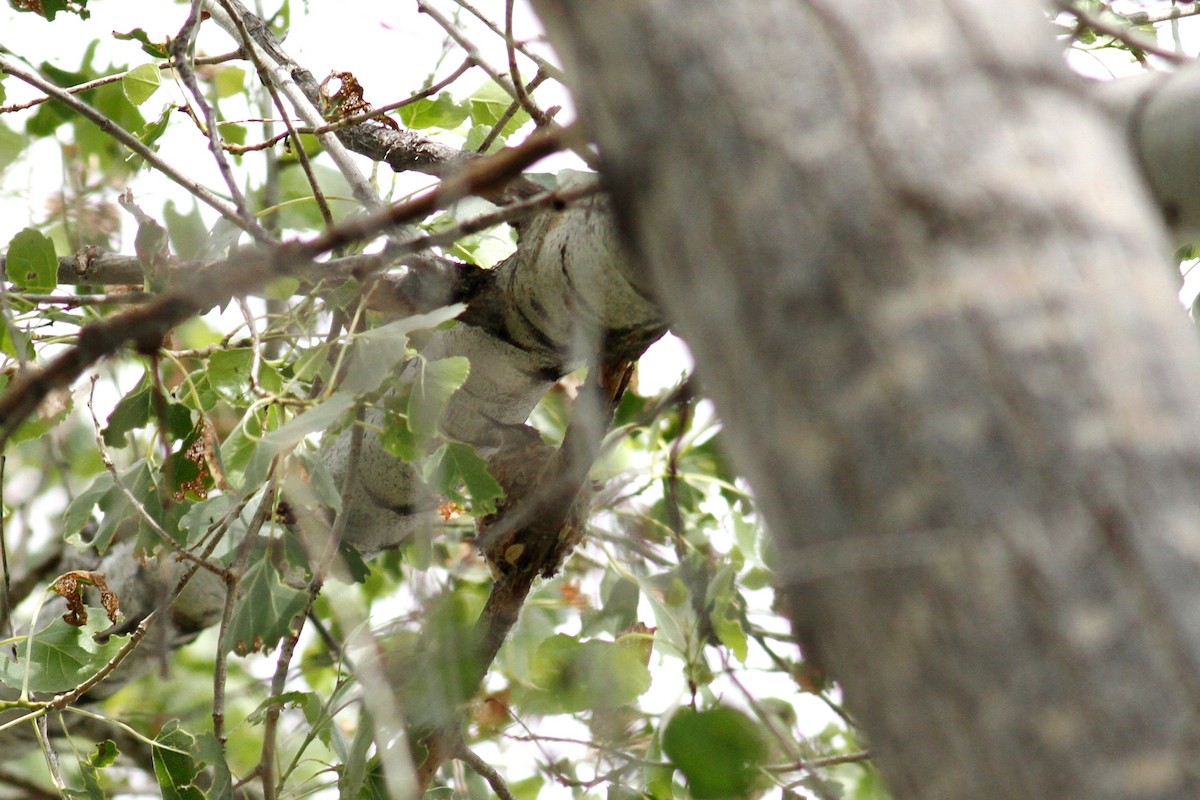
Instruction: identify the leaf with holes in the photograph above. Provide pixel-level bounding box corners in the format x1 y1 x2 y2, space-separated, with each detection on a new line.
5 228 57 291
152 721 204 800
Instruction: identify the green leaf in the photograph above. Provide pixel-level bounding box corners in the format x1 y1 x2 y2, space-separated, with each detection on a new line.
0 611 129 693
422 441 504 515
7 391 72 445
261 393 355 453
468 80 524 128
520 634 651 713
662 707 768 799
102 382 151 446
62 472 114 546
136 105 172 151
707 565 748 662
0 121 27 173
339 305 466 395
408 356 470 438
88 739 119 768
152 721 205 800
122 63 161 106
0 319 30 361
162 200 208 261
213 66 247 99
112 28 170 59
225 560 307 655
398 91 470 130
206 349 255 405
195 733 232 799
30 0 91 21
5 228 58 291
91 461 157 553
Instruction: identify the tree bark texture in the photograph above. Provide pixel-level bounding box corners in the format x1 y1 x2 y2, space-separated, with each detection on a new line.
537 1 1200 798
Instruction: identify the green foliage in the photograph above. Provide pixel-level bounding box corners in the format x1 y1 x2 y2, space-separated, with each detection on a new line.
518 633 651 713
399 91 470 130
5 228 57 291
662 707 769 799
121 63 161 106
422 440 504 515
225 560 308 655
152 721 206 800
0 3 875 799
0 610 129 693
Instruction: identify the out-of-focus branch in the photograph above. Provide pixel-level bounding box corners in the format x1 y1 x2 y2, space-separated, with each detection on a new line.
0 56 269 241
0 125 567 444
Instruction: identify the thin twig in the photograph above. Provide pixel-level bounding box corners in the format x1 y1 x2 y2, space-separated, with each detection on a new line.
1054 0 1192 63
459 746 517 800
0 51 240 114
476 69 549 154
6 292 154 306
0 124 567 444
48 613 156 711
203 0 390 214
259 416 363 800
0 56 269 240
418 1 520 101
226 56 476 155
217 0 334 227
505 0 549 127
0 457 9 657
447 0 565 82
172 0 268 239
1126 3 1200 27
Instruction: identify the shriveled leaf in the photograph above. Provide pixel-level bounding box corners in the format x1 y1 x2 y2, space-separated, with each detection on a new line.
225 560 307 655
6 228 57 291
0 611 129 693
662 707 768 799
122 63 161 105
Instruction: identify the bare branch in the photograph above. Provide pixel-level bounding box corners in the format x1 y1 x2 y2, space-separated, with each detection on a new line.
0 56 270 241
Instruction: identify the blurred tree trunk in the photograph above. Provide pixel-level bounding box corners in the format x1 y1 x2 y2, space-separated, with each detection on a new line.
536 1 1200 797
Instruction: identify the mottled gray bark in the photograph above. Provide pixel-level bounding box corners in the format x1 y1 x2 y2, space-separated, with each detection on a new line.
537 1 1200 798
